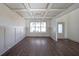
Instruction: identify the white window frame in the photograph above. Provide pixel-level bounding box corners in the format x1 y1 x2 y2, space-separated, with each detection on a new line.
30 21 46 32
58 23 63 33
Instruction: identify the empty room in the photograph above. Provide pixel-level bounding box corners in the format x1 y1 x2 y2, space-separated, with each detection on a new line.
0 3 79 56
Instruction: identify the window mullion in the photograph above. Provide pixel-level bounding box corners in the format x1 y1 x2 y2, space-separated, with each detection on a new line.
35 22 36 32
40 22 41 32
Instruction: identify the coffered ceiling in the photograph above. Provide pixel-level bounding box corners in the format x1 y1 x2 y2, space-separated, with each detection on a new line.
4 3 73 20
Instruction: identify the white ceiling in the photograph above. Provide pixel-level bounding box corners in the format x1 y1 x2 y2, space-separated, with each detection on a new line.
29 3 48 9
5 3 73 20
5 3 26 9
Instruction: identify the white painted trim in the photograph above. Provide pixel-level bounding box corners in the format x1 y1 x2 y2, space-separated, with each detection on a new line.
24 17 52 19
43 4 53 20
13 9 65 11
53 4 79 19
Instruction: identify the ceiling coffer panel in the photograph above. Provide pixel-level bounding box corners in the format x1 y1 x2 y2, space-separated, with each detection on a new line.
5 3 26 9
31 11 45 17
4 3 73 20
16 11 31 17
46 9 64 17
51 3 73 9
25 18 43 20
44 18 52 20
29 3 49 9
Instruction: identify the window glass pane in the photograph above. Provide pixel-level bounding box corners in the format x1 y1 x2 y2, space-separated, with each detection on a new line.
41 27 46 32
30 22 35 26
30 22 46 32
41 22 46 32
36 27 40 32
41 22 46 27
36 22 40 27
30 27 35 32
30 22 36 32
36 22 40 32
58 24 63 33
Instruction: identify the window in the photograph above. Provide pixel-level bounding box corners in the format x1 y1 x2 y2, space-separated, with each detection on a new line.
58 24 63 33
30 22 46 32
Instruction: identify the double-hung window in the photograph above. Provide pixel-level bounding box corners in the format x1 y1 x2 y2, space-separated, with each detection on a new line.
30 22 46 32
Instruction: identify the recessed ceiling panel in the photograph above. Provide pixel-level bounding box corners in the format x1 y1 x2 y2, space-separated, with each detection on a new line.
16 11 31 17
4 3 74 20
24 18 33 20
5 3 25 9
29 3 48 9
46 10 64 17
25 18 43 20
31 11 45 17
51 3 73 9
44 18 52 20
34 18 43 20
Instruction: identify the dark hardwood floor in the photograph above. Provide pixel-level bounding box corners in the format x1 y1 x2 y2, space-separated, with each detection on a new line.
2 37 79 56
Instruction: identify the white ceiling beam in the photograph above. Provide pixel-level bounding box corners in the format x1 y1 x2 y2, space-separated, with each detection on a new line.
13 9 65 12
23 3 33 17
13 9 46 11
24 17 52 18
43 3 53 20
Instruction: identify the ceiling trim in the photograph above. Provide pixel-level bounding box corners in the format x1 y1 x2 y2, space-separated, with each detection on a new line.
53 4 79 19
24 17 52 18
23 3 33 17
43 3 53 20
4 3 74 20
13 9 65 12
4 3 23 17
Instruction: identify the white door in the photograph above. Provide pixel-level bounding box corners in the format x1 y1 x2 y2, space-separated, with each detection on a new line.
57 22 64 39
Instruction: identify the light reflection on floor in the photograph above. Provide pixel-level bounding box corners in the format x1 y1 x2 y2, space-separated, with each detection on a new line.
30 38 47 46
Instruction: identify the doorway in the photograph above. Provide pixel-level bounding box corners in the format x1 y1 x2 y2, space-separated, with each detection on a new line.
57 22 65 39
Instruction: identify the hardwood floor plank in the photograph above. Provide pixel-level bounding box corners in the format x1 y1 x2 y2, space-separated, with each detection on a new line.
2 37 79 56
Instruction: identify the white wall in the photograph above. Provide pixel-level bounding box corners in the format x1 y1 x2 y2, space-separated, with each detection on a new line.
0 4 26 55
50 19 57 41
67 8 79 42
0 26 5 55
25 19 51 37
54 7 79 42
56 13 70 39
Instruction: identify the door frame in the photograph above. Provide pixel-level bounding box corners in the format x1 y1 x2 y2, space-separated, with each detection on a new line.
57 22 65 39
